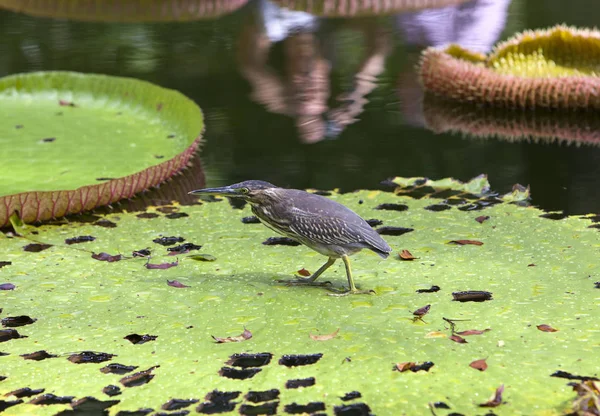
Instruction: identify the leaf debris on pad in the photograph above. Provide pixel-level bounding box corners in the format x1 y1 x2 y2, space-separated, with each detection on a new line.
145 259 178 269
212 328 252 343
188 254 216 262
399 250 417 260
297 268 311 277
0 261 11 268
68 351 114 364
412 305 431 322
65 235 96 245
456 329 491 336
94 219 117 228
21 350 57 361
416 285 440 293
262 237 301 246
91 252 124 262
167 243 202 254
449 334 468 344
479 384 504 408
0 329 26 342
475 216 490 224
23 243 52 252
449 240 484 246
394 361 434 372
309 328 339 341
470 358 488 371
120 366 159 388
571 380 600 415
132 249 151 257
2 316 36 327
153 236 185 246
124 334 158 345
537 324 558 332
452 291 493 302
376 227 414 236
167 280 190 288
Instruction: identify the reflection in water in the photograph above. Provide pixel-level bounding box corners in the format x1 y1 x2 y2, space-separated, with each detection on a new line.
238 0 392 143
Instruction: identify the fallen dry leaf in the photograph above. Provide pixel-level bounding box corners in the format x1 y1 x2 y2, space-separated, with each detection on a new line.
449 334 468 344
145 260 178 270
479 384 504 407
393 361 434 373
416 285 440 293
470 358 488 371
537 324 558 332
452 291 493 302
399 250 416 260
309 328 339 341
449 240 484 246
475 216 490 224
412 304 431 317
456 329 491 336
167 280 190 288
424 331 447 339
297 268 311 277
212 328 252 343
91 252 123 262
394 362 414 372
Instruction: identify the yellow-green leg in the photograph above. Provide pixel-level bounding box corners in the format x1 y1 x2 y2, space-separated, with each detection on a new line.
328 254 374 296
278 257 335 286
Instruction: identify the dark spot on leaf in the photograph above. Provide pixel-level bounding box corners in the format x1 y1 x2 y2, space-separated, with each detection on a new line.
124 334 157 345
449 240 483 246
227 198 247 210
262 237 301 246
285 402 325 414
334 403 372 416
68 351 114 364
65 235 96 245
168 243 202 253
120 366 159 387
114 409 153 416
424 204 451 212
153 236 185 246
479 384 504 408
2 316 36 327
23 243 52 252
433 402 451 409
101 363 138 375
285 377 315 389
162 398 199 411
167 134 176 138
136 213 160 219
65 397 120 413
443 197 467 205
59 100 76 107
412 304 430 318
475 215 490 224
375 203 408 212
96 177 115 181
132 249 151 257
245 390 280 403
399 250 416 260
452 291 493 302
242 216 261 224
239 401 278 415
358 200 363 204
188 254 216 262
94 219 117 228
537 324 558 332
366 219 383 227
376 227 414 236
157 206 178 214
42 137 56 142
219 367 261 380
197 390 240 414
155 155 164 159
449 334 468 344
15 124 23 129
394 361 434 372
341 391 362 401
167 280 190 288
146 259 178 269
540 212 567 220
92 252 124 262
103 385 122 397
470 358 488 371
165 212 189 219
279 353 323 367
0 283 15 290
0 261 11 268
550 371 600 381
5 387 45 398
30 393 74 405
0 352 9 356
0 329 26 342
595 282 600 289
416 285 440 293
456 329 491 336
458 203 487 211
226 353 272 368
21 350 56 361
0 400 23 411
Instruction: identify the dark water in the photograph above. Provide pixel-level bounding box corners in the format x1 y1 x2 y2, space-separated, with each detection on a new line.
1 0 599 215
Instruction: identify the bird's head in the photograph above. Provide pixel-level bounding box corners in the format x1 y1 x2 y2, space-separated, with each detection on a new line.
188 180 278 203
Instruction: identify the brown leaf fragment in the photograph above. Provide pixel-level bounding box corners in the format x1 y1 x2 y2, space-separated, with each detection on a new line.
394 362 415 372
475 216 490 224
394 361 434 372
145 259 178 269
23 243 52 252
412 304 431 317
120 366 159 388
537 324 558 332
68 351 114 364
212 328 252 343
309 328 339 341
416 285 440 293
528 263 536 267
0 329 26 342
399 250 417 260
124 334 157 345
456 329 491 336
167 280 190 288
132 249 151 257
449 240 484 246
449 334 468 344
21 350 57 361
92 252 123 262
571 380 600 415
452 291 493 302
470 358 488 371
167 243 201 254
479 384 504 408
297 268 311 277
2 316 37 328
153 236 185 246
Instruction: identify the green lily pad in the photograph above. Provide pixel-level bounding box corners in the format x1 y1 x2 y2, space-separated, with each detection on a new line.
0 71 203 227
0 180 598 415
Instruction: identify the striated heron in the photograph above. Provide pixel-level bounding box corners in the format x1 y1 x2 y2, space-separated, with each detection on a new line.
189 180 392 295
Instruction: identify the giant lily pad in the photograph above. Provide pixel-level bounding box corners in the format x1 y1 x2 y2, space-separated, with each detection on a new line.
419 25 600 110
0 71 203 227
0 178 598 415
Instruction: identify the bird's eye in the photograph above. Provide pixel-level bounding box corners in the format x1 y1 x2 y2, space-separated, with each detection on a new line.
240 187 250 194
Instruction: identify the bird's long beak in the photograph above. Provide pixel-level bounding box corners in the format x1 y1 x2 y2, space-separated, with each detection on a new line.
188 186 240 196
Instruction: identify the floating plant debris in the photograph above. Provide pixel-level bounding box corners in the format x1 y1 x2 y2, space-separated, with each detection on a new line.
124 334 157 345
452 291 493 302
65 235 96 245
132 249 151 257
470 359 488 371
376 227 414 236
167 280 190 288
212 328 252 343
412 304 431 320
226 353 272 368
309 328 339 341
262 237 301 246
297 268 311 277
279 353 323 367
375 203 408 211
416 285 440 293
285 377 316 389
449 240 483 246
92 252 124 262
145 259 178 269
449 334 468 344
120 366 159 388
21 350 56 361
245 390 279 403
399 250 416 260
59 99 76 107
23 243 52 252
479 385 504 408
241 216 260 224
167 243 202 254
219 367 261 380
551 371 600 382
101 363 138 375
456 329 491 336
197 390 240 414
153 236 185 246
424 204 452 212
68 351 114 364
394 361 435 372
2 316 36 327
537 324 558 332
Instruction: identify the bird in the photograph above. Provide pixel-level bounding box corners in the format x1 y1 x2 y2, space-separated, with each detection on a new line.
189 180 392 295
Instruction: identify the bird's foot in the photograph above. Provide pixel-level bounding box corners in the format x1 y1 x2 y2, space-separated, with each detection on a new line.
327 288 375 297
277 277 332 287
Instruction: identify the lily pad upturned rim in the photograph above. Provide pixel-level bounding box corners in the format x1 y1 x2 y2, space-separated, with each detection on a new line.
418 25 600 110
0 71 203 228
0 0 249 22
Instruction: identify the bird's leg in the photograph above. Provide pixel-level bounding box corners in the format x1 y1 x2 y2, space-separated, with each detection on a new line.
328 254 374 296
277 257 335 286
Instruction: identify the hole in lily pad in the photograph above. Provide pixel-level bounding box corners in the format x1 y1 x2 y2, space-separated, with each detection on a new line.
114 408 153 415
0 329 26 342
65 235 96 245
550 371 599 381
5 387 45 398
2 316 36 327
452 291 493 302
0 261 12 268
68 351 115 364
162 398 199 411
279 353 322 367
21 350 57 361
262 237 301 246
227 198 247 210
424 204 452 212
285 378 316 389
120 366 159 388
23 243 52 252
153 236 185 246
375 203 408 211
103 385 122 397
124 334 157 345
226 353 272 368
0 400 22 411
540 212 567 220
197 390 240 414
94 219 117 228
416 285 441 293
245 390 280 403
167 243 202 254
165 212 189 219
137 213 160 219
334 403 372 416
30 394 74 405
239 401 279 415
101 363 138 375
376 227 414 236
242 216 260 224
341 391 362 401
68 397 120 413
285 402 325 414
219 367 261 380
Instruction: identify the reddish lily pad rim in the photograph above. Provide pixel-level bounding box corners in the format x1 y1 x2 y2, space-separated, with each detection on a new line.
0 71 203 227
